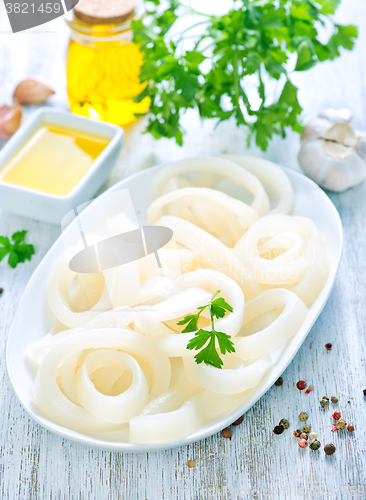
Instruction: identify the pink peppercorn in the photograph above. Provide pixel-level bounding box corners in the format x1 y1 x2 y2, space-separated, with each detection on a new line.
298 439 307 448
332 411 341 421
297 380 306 390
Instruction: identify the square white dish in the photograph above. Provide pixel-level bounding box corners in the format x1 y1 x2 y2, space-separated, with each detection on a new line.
0 107 123 224
6 164 342 452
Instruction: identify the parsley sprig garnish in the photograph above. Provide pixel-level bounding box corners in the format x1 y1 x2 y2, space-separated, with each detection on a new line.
132 0 357 150
178 290 235 369
0 230 35 268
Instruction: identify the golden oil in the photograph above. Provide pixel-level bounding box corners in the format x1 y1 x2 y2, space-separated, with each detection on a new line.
65 5 149 126
0 124 109 196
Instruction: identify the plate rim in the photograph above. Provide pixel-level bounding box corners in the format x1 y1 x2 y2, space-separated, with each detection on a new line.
6 163 343 452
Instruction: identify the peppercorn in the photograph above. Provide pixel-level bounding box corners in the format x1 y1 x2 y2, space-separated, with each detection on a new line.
324 443 336 455
296 380 306 390
322 396 329 400
331 396 339 404
305 385 314 394
0 287 3 295
279 418 289 429
347 424 355 432
332 410 341 421
309 440 321 451
274 377 283 386
293 429 302 437
308 432 317 441
335 419 347 430
187 460 195 468
221 427 232 439
300 433 308 440
298 439 307 448
363 389 366 397
320 399 329 408
302 424 311 433
273 425 284 435
298 412 308 421
232 415 244 426
325 343 332 351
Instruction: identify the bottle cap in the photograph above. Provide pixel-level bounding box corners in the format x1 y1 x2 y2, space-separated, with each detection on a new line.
74 0 137 25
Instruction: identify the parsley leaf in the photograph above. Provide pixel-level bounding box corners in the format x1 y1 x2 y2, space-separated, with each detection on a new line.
133 0 358 150
180 290 235 369
0 230 35 268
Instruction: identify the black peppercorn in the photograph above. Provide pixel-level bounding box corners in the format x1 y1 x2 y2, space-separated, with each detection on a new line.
221 427 232 440
232 415 244 426
273 426 284 435
324 443 336 455
274 377 283 386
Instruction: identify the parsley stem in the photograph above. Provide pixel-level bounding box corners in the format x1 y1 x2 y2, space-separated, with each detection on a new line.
209 290 220 331
173 20 210 43
233 49 245 125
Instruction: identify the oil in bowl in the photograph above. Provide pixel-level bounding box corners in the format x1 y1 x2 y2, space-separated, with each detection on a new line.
0 124 110 196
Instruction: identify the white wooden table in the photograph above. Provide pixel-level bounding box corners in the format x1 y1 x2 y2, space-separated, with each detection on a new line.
1 1 366 499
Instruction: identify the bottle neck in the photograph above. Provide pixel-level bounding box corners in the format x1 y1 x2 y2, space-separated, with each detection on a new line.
65 1 144 45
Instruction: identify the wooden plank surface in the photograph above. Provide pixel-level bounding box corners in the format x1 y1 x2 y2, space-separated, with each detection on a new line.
1 1 366 499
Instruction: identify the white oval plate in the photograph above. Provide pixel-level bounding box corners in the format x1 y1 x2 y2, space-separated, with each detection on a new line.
6 164 342 452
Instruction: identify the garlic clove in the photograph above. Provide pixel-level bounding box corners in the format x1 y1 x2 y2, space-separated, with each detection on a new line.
301 117 331 142
13 78 55 104
319 108 352 123
0 104 22 139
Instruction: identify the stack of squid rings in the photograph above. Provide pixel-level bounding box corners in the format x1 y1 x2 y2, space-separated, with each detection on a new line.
28 155 329 444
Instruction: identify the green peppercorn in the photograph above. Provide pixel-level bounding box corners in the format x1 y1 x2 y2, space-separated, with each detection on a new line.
302 424 311 433
331 396 338 404
300 433 308 440
309 440 321 451
279 418 289 429
320 399 329 408
298 412 308 421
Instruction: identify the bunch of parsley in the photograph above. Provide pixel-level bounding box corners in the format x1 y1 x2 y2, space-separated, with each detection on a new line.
132 0 357 149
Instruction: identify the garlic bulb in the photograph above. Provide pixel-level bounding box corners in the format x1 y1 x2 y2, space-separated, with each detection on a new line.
13 78 55 105
0 104 22 139
298 109 366 192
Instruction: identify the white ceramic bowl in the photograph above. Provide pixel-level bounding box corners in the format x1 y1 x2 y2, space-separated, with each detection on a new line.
0 107 124 224
6 164 342 452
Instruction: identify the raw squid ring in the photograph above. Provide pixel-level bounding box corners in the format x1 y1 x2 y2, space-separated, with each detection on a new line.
233 289 308 360
151 157 270 217
234 214 329 305
47 252 112 329
147 187 258 246
129 379 247 444
156 215 260 299
221 154 294 214
233 214 312 286
74 349 149 424
33 329 171 432
183 354 271 394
